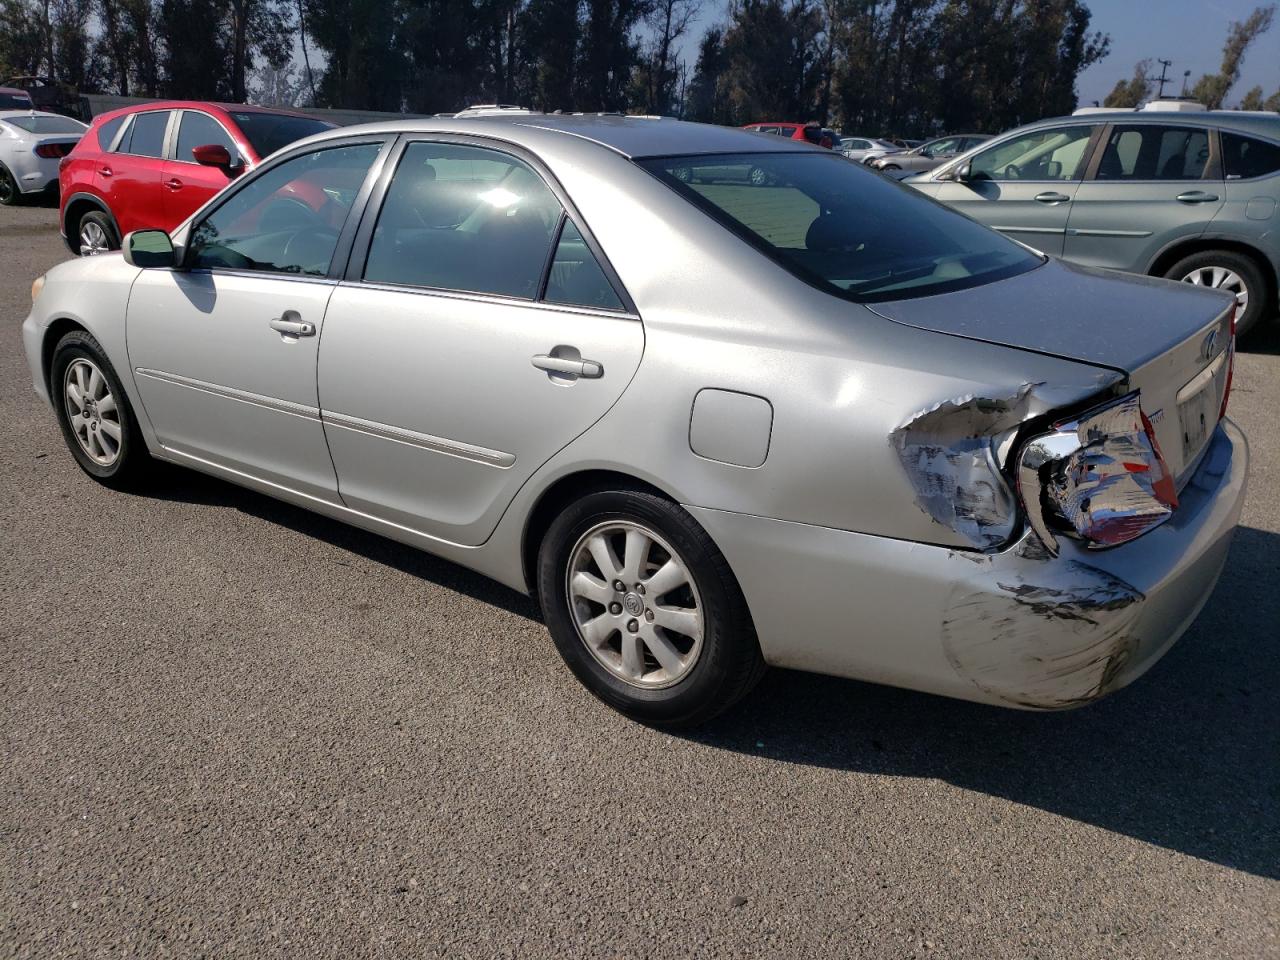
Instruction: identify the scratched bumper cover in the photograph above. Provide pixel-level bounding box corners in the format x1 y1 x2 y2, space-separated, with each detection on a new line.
686 418 1248 709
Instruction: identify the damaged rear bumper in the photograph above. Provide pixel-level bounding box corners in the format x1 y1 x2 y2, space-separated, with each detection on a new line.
686 418 1248 710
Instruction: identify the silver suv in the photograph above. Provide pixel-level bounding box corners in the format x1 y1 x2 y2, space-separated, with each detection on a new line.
911 110 1280 335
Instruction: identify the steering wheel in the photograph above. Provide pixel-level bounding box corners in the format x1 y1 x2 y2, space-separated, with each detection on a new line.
281 226 339 272
1002 163 1023 180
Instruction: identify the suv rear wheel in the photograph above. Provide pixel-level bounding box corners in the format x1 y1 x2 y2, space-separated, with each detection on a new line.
76 210 119 256
1165 249 1268 337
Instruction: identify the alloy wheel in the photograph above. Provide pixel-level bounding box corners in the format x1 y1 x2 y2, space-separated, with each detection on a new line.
0 169 15 204
63 358 122 466
1182 265 1249 314
566 520 705 689
79 220 110 256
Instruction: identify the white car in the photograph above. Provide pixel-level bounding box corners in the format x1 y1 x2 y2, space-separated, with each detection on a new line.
839 136 896 163
0 110 86 205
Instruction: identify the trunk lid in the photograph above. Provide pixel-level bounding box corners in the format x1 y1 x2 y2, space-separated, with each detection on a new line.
867 258 1235 481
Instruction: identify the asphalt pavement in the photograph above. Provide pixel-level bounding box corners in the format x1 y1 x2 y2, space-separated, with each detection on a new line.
2 200 1277 958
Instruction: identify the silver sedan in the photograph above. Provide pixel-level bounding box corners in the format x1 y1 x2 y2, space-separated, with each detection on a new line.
22 116 1248 725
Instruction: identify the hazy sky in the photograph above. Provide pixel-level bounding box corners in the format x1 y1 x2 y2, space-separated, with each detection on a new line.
670 0 1280 108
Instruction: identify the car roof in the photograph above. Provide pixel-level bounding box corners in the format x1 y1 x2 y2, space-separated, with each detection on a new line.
92 100 323 123
297 114 823 159
0 85 30 94
1022 110 1280 139
0 109 76 121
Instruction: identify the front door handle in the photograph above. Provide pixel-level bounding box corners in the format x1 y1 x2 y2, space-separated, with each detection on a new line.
532 354 603 379
164 177 183 191
269 312 315 338
1034 192 1071 204
1176 191 1219 204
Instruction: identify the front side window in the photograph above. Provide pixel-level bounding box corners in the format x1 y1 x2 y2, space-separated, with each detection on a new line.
640 152 1041 302
1222 132 1280 180
188 142 380 276
122 111 169 158
364 141 563 299
921 138 961 157
1096 125 1210 180
176 111 236 163
969 126 1096 182
229 111 332 160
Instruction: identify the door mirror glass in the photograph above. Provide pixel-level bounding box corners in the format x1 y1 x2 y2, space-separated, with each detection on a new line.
123 229 176 268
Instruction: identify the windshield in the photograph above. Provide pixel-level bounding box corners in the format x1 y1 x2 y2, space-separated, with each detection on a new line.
2 115 85 134
229 111 332 159
639 152 1042 302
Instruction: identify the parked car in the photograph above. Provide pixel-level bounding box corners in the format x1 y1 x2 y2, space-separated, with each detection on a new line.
742 121 834 149
2 75 85 119
839 136 897 163
869 134 989 177
59 101 334 255
23 116 1246 726
0 110 85 205
0 85 34 110
910 110 1280 335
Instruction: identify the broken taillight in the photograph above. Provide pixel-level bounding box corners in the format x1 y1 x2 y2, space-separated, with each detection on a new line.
1017 392 1177 555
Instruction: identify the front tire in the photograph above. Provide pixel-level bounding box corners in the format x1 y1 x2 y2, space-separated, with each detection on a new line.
51 330 150 488
76 210 119 256
537 489 765 727
1165 249 1268 337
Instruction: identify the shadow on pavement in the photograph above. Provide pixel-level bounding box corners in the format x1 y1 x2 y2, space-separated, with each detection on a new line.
136 464 1278 879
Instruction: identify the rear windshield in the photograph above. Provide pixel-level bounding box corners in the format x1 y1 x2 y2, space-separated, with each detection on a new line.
0 92 32 108
230 111 332 159
1 115 85 134
639 152 1042 302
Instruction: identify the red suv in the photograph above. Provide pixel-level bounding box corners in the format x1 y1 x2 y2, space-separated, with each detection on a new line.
741 122 835 149
59 101 333 255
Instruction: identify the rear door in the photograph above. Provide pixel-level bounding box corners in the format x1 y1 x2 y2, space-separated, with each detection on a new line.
933 124 1100 256
1064 122 1224 273
102 109 172 235
161 109 245 225
317 137 644 546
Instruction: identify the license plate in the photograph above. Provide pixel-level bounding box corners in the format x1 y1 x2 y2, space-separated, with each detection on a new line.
1177 382 1215 462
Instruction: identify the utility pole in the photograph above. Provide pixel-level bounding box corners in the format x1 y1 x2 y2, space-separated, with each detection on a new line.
1155 59 1173 98
1180 70 1191 98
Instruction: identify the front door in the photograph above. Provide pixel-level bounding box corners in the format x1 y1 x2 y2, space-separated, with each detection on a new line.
318 139 645 546
934 124 1099 256
127 140 386 500
1064 123 1224 273
161 109 244 226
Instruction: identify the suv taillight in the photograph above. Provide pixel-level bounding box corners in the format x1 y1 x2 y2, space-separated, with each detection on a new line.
1017 392 1177 555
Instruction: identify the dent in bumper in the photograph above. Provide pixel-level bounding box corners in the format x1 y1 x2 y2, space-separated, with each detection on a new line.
687 418 1248 710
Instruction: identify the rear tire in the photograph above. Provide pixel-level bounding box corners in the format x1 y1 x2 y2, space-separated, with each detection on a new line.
537 488 765 727
76 210 119 256
0 164 19 206
1164 249 1268 337
50 330 151 488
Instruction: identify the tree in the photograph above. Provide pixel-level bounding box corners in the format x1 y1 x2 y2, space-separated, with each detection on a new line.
1267 90 1280 112
1190 4 1275 109
1239 85 1265 110
636 0 701 115
520 0 579 110
0 0 47 77
1103 58 1152 108
685 25 728 123
577 0 650 111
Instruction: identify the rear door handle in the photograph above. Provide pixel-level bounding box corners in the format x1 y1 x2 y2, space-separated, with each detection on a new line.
1034 192 1071 204
532 354 603 379
99 166 112 177
164 178 182 191
1176 191 1219 204
269 312 315 338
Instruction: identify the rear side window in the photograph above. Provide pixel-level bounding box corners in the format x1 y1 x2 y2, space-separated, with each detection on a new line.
544 220 623 311
364 141 563 299
122 111 169 158
96 115 126 150
176 111 236 163
1222 132 1280 180
1096 125 1209 180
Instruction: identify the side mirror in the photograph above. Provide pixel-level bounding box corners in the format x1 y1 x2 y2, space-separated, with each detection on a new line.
192 143 242 175
122 229 176 269
950 161 973 182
